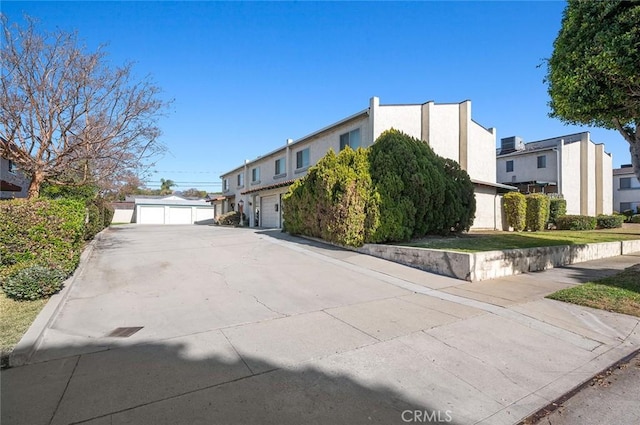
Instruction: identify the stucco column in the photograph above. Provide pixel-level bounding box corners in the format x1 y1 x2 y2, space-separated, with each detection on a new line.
421 101 433 144
458 101 471 171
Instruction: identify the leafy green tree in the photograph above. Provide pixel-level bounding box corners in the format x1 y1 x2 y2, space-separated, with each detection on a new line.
546 1 640 179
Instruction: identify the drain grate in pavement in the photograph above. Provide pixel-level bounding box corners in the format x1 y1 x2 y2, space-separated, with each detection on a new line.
106 327 144 338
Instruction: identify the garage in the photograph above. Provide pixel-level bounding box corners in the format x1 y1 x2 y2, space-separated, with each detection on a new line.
138 206 165 224
260 195 281 228
134 197 215 225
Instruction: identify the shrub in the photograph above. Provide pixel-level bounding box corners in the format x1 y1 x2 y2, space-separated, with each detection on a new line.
84 198 113 240
631 214 640 224
526 193 550 232
217 211 245 226
283 148 380 247
548 197 567 226
368 129 474 242
503 192 526 231
1 265 67 300
623 209 635 222
555 215 597 230
596 214 624 229
0 199 85 275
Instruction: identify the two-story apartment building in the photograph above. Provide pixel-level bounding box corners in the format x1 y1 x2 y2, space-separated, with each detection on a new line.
613 164 640 213
218 96 511 230
496 132 612 216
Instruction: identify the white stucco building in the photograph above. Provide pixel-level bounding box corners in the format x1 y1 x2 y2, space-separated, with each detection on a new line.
217 96 511 230
496 132 613 216
1 156 29 199
613 165 640 213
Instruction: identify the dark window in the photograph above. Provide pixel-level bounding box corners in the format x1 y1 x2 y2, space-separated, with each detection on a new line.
237 173 244 187
252 167 260 183
537 155 546 169
275 158 285 175
296 148 310 169
339 128 361 150
620 202 632 212
8 160 17 173
506 160 514 173
620 177 632 189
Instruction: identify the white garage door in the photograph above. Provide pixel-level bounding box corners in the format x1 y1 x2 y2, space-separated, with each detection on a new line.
168 207 192 224
139 206 165 224
261 195 280 228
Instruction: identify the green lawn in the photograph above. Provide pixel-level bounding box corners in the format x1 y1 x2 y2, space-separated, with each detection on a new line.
547 265 640 317
0 293 47 366
404 225 640 252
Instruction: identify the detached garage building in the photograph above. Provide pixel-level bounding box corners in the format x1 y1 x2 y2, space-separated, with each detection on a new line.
135 196 214 225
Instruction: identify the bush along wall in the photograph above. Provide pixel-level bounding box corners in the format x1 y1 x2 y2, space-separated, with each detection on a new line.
555 215 597 230
596 214 624 229
548 197 567 227
526 193 550 232
283 129 475 247
502 192 526 231
0 199 85 300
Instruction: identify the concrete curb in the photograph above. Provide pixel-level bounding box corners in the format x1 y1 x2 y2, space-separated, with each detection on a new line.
8 229 107 368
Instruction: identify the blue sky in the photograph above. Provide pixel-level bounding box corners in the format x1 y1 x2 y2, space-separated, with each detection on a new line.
2 1 630 192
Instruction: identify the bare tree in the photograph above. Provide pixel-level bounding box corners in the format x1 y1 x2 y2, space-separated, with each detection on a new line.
0 15 170 198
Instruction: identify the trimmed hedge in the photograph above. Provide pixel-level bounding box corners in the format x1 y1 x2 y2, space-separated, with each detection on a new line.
526 193 550 232
84 198 114 240
548 198 567 226
630 214 640 224
0 199 85 276
503 192 526 231
555 215 597 230
596 214 624 229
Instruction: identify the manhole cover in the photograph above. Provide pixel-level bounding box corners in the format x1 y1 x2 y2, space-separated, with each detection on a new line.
106 327 143 337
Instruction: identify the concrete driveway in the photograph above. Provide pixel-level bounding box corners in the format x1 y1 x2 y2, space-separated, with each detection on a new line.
2 225 640 425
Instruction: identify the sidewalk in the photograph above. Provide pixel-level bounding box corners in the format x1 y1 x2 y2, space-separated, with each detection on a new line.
2 226 639 425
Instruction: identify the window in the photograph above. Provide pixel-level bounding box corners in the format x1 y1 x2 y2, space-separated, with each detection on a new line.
506 160 514 173
339 128 361 150
620 177 631 189
275 158 285 176
223 179 229 192
237 173 244 187
8 160 17 174
620 202 632 212
251 167 260 183
296 148 310 169
537 155 546 169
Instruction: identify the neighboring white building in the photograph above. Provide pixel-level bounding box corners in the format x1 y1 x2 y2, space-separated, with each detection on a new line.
613 165 640 213
0 155 29 199
496 132 613 216
218 96 511 230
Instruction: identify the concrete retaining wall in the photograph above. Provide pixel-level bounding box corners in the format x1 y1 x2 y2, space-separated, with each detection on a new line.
356 239 640 282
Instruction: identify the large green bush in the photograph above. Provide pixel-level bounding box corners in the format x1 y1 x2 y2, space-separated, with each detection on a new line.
548 197 567 226
0 199 85 275
283 148 380 247
503 192 526 231
283 129 475 246
217 211 246 226
1 265 67 300
526 193 550 232
596 214 624 229
84 198 114 240
368 129 474 242
555 215 597 230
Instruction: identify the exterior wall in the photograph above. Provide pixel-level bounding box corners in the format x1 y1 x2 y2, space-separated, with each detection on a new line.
613 168 640 213
424 103 460 162
374 104 422 141
112 209 134 223
0 156 29 199
472 186 504 230
561 141 582 215
467 122 497 183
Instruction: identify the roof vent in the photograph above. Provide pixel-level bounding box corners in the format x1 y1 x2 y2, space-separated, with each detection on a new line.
500 136 525 155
